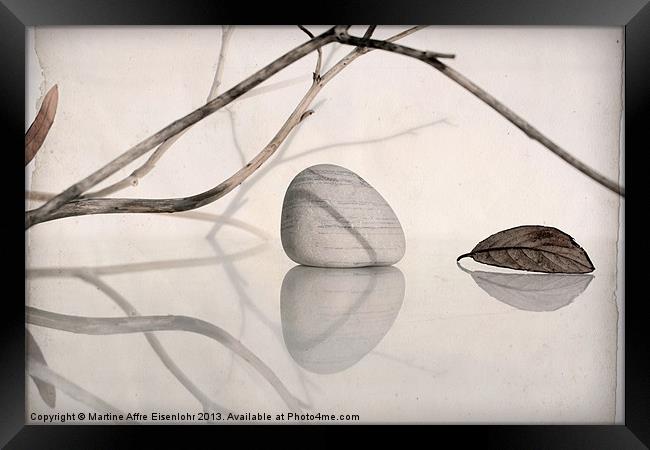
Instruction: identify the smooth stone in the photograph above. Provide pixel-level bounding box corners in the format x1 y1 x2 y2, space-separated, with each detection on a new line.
280 164 406 268
280 265 405 374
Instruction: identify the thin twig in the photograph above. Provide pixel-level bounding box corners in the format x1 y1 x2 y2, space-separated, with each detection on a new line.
298 25 322 80
26 306 305 413
361 25 378 40
208 26 235 100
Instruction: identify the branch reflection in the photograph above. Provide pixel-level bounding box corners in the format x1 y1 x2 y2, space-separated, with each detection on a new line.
26 306 305 414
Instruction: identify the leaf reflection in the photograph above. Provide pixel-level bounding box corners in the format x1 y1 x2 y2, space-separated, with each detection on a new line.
458 262 594 312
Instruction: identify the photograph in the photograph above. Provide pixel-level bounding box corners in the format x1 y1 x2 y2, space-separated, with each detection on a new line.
23 24 625 425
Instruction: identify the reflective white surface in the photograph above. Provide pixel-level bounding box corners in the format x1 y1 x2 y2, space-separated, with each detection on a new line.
26 225 619 423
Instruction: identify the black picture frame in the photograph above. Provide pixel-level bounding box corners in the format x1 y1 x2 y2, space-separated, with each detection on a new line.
4 0 646 447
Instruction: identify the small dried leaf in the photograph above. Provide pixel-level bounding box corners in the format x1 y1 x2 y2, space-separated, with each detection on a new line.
462 268 593 311
26 329 56 407
25 84 58 166
457 225 595 274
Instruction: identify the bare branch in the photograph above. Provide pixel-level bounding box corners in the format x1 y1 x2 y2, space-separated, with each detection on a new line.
26 27 342 225
26 27 426 227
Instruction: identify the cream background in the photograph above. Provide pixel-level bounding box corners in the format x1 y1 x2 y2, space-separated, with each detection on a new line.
25 26 623 423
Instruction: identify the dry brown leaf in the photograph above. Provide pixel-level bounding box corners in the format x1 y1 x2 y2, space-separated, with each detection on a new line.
25 84 58 166
457 225 595 274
